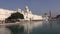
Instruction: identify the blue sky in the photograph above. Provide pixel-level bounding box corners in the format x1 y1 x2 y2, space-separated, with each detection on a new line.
0 0 60 17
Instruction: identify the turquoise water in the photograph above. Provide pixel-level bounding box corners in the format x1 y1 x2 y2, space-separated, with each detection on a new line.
0 20 60 34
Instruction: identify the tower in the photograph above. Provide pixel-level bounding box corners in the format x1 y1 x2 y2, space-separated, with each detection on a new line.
24 5 30 13
49 10 51 18
24 5 30 18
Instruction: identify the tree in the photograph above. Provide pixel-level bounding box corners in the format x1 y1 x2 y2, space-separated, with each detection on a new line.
5 12 24 34
56 15 60 18
5 12 24 23
7 12 24 19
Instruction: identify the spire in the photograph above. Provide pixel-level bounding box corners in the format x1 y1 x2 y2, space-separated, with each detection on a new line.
24 5 30 13
25 5 29 10
49 10 51 18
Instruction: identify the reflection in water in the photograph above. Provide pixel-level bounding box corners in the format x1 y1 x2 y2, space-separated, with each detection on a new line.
22 21 43 34
0 20 60 34
22 21 60 34
0 26 11 34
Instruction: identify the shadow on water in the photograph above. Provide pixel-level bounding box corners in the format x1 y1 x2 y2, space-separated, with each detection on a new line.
6 25 24 34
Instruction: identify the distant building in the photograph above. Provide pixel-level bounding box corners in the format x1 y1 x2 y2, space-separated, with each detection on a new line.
0 6 47 21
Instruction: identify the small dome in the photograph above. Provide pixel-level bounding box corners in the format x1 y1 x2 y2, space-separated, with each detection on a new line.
24 5 30 13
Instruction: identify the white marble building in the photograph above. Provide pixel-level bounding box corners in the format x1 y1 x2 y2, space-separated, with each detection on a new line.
0 6 44 21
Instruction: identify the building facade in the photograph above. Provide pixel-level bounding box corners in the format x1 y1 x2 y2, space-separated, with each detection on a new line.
0 6 43 21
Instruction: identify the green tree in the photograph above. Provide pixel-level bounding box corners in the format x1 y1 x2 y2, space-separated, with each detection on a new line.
6 12 24 34
7 12 24 19
5 12 24 23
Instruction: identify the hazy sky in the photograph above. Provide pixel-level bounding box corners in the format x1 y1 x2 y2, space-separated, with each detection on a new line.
0 0 60 17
